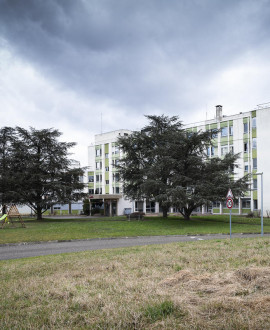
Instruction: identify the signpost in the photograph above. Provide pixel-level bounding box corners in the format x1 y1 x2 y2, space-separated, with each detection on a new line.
226 189 234 239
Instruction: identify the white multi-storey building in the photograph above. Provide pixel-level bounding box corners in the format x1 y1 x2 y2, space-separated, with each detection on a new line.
88 104 270 216
88 129 133 216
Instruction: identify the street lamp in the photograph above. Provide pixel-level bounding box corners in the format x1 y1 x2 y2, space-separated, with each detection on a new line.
256 172 263 237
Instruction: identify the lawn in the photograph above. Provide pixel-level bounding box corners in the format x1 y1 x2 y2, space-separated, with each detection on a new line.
1 237 270 329
1 214 270 244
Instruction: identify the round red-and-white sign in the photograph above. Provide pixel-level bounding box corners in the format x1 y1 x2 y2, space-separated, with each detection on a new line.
226 198 233 209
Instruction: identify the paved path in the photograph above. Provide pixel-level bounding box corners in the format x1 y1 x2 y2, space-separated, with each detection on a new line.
1 233 269 260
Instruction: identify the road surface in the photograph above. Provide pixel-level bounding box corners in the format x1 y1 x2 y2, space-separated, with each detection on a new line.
1 233 269 260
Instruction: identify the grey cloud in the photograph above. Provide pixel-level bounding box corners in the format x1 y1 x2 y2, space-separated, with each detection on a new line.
0 0 270 116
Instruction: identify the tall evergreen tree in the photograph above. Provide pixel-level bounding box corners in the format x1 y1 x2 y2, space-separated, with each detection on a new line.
0 127 86 219
0 127 16 214
118 115 249 219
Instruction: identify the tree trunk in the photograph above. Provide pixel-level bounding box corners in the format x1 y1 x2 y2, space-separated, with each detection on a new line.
2 204 7 215
162 207 168 218
36 205 43 220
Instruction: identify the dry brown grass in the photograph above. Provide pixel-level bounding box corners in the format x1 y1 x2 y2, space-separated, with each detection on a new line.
1 238 270 329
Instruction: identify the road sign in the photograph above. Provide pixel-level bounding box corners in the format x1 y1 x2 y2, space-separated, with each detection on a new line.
226 198 233 209
226 189 234 199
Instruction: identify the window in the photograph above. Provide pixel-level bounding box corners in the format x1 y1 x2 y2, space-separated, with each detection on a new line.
96 148 101 157
89 189 94 194
229 145 234 154
221 146 228 156
146 200 155 213
112 145 120 154
113 173 119 182
135 201 144 212
253 158 257 169
95 188 102 194
96 174 102 182
115 187 120 194
105 166 109 171
243 122 249 134
229 126 233 136
221 127 228 137
244 142 248 153
211 129 218 139
105 153 109 158
253 179 257 190
252 138 257 149
106 180 109 185
242 200 251 209
88 175 94 182
244 162 249 172
96 161 102 170
254 200 258 210
207 146 214 156
252 117 256 128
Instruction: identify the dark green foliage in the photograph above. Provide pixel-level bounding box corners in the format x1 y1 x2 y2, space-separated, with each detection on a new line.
0 127 86 219
118 115 249 219
83 199 90 215
0 127 16 214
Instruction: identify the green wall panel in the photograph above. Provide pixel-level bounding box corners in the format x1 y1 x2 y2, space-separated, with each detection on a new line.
221 137 228 144
220 121 228 128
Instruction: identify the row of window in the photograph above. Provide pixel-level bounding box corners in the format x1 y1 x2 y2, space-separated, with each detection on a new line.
89 173 120 183
244 158 257 172
213 199 251 209
217 118 256 138
207 138 256 158
95 146 120 157
88 187 120 194
95 159 119 170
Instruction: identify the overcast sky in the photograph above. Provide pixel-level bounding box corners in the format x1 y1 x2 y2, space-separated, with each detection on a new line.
0 0 270 165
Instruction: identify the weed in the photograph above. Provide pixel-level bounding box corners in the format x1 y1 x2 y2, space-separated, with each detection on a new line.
144 300 175 322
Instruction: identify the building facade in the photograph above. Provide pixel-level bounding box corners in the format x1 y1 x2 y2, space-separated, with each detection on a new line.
88 105 270 216
88 130 133 216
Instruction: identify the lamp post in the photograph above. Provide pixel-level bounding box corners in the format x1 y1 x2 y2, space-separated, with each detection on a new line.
256 172 263 237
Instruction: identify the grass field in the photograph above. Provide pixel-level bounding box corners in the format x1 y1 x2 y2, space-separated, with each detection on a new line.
1 237 270 329
1 214 270 244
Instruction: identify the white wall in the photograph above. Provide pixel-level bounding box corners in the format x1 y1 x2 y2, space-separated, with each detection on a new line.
257 108 270 215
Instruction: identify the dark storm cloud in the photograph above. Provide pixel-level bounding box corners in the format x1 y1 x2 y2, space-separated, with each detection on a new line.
0 0 270 114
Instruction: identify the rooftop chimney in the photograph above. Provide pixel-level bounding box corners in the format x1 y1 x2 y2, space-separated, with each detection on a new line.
216 105 223 121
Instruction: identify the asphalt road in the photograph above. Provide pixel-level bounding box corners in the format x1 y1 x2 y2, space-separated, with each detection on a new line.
1 233 269 260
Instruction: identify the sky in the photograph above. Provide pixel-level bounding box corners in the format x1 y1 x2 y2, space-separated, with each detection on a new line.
0 0 270 166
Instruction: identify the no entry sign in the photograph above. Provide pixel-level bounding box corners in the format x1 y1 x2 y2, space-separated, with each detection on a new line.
226 198 233 209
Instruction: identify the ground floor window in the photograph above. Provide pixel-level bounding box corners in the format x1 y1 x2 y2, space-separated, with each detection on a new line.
135 201 144 212
242 199 251 209
253 199 258 210
146 200 155 213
